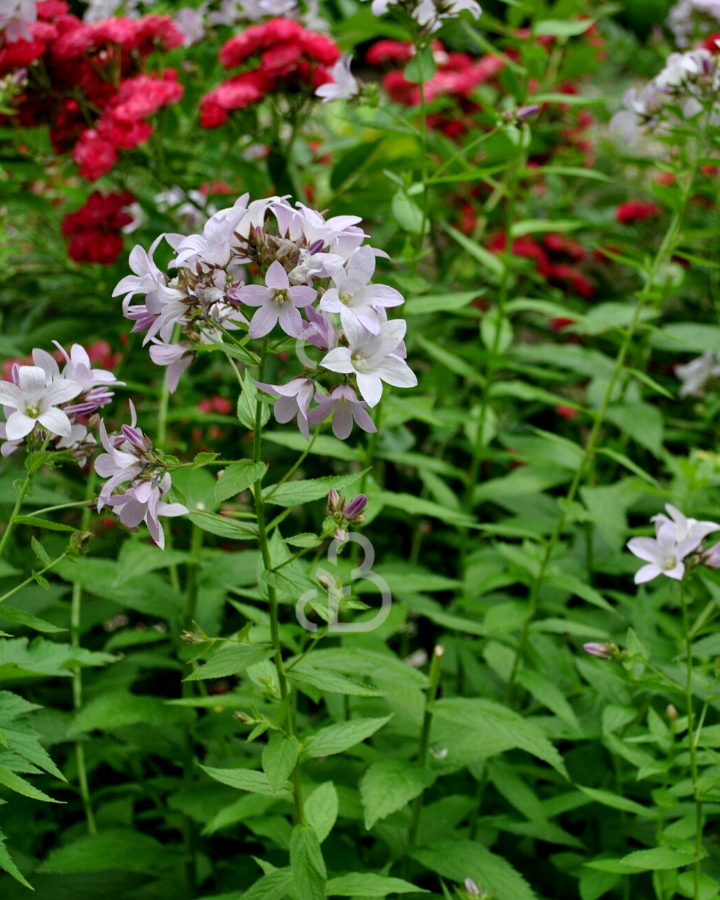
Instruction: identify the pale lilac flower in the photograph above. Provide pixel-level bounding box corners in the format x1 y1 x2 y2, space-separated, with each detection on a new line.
676 351 720 397
464 879 481 897
121 202 146 234
174 5 206 45
149 341 196 393
627 521 700 583
583 642 614 659
235 260 316 338
0 422 21 457
207 0 240 25
307 384 376 439
0 366 81 441
610 85 663 142
0 0 37 42
95 407 149 504
320 318 417 407
704 541 720 567
651 503 720 544
168 195 250 270
301 307 338 351
316 55 359 103
319 247 403 334
370 0 480 32
255 376 314 439
105 474 187 549
668 0 720 47
113 234 165 307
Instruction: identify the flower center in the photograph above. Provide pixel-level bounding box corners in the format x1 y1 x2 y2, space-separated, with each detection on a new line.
663 557 677 570
352 353 367 370
274 289 289 305
25 402 41 419
340 290 354 305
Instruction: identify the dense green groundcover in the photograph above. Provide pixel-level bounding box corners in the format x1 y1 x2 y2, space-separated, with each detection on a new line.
5 0 720 899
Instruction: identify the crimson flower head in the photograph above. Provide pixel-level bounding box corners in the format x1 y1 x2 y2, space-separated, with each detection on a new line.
615 201 663 224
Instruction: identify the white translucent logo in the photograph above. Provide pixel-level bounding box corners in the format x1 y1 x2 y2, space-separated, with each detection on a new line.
295 533 392 633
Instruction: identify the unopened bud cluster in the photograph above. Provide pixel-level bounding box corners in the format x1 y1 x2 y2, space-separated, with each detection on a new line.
326 489 367 542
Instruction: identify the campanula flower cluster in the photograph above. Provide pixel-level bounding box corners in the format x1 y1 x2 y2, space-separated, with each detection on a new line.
115 195 417 441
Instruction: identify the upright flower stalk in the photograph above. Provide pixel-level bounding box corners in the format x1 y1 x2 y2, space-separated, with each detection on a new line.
506 162 702 699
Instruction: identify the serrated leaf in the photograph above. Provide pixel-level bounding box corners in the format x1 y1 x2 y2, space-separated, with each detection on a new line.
285 533 323 548
619 847 697 871
184 644 273 682
13 516 79 533
242 866 295 900
37 829 177 873
31 536 51 566
360 759 435 829
301 715 393 759
0 762 62 803
68 691 190 735
194 451 220 467
326 872 428 895
215 461 267 503
263 470 368 508
412 840 536 900
262 733 298 795
0 830 31 888
290 824 326 900
405 291 483 315
201 765 291 796
305 782 338 843
578 785 657 818
0 605 66 634
290 663 383 697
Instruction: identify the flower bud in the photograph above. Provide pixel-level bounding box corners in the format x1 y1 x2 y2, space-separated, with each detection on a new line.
328 489 343 514
181 630 205 644
583 642 614 659
516 104 541 121
233 710 253 724
344 493 367 522
333 526 349 544
465 879 481 897
667 704 678 722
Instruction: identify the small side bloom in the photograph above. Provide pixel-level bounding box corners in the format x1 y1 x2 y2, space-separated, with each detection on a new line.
626 521 699 583
255 376 315 439
307 384 376 440
315 54 359 102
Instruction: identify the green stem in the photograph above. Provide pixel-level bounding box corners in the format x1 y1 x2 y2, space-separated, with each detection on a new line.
505 172 697 700
250 339 305 826
264 426 320 500
0 439 50 561
680 580 703 900
0 552 67 606
407 645 444 850
181 522 203 899
71 471 97 835
412 39 429 276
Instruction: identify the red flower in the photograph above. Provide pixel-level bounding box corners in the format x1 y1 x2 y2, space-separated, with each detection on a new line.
544 232 585 261
260 42 303 77
615 201 662 224
556 404 579 420
36 1 69 18
72 130 118 179
0 39 46 77
550 317 576 332
199 99 228 128
300 31 340 65
549 264 594 297
62 190 134 265
366 40 414 65
109 73 184 121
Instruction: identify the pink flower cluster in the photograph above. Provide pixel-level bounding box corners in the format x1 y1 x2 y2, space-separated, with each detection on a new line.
61 190 135 265
0 1 184 179
199 17 340 127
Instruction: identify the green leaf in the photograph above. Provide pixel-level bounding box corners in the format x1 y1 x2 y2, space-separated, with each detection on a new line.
186 512 259 540
68 691 189 735
0 763 62 803
305 782 338 844
535 18 594 35
404 44 436 83
290 663 384 697
31 536 51 566
417 337 484 386
405 291 484 315
0 830 31 888
215 461 267 503
619 847 697 871
237 371 270 430
545 571 614 613
432 698 568 777
184 644 273 682
37 829 178 873
481 311 514 355
595 448 661 487
331 139 383 191
0 604 66 634
606 403 664 458
511 219 584 237
115 542 196 585
13 516 79 533
650 323 720 352
577 785 657 818
326 872 428 896
285 533 323 548
412 840 536 900
359 759 435 829
242 867 295 900
301 715 393 759
25 450 51 476
262 733 299 796
193 451 221 467
392 190 425 234
210 340 260 366
376 491 476 528
290 824 326 900
516 670 580 731
263 431 362 461
442 223 504 276
263 470 368 507
201 765 291 797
